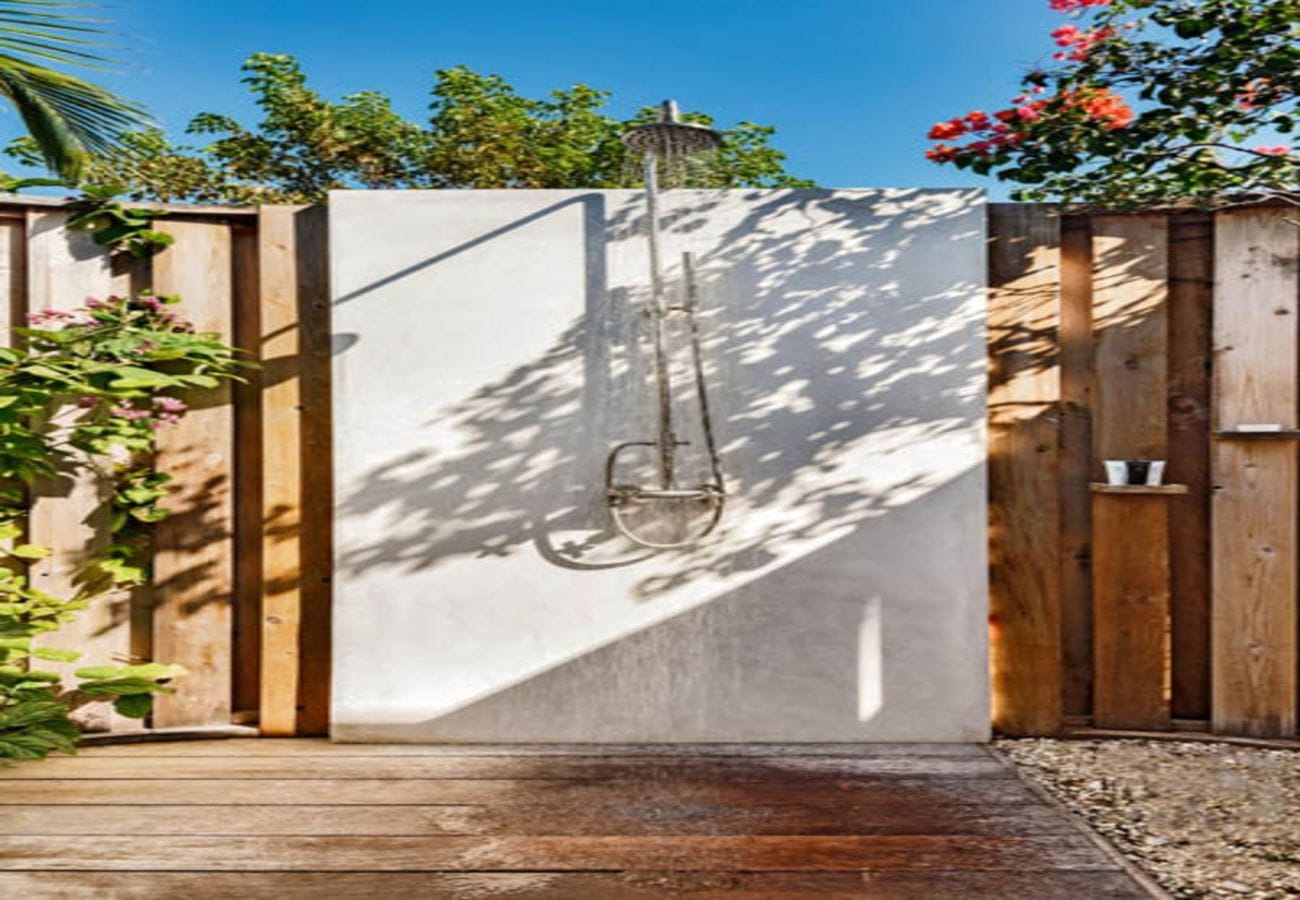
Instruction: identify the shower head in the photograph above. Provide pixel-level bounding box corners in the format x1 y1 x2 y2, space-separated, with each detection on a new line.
621 99 722 157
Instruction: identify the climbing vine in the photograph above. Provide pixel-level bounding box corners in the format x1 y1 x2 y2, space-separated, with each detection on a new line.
0 292 241 759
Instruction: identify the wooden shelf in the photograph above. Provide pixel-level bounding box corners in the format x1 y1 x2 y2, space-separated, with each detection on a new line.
1090 483 1189 495
1212 430 1300 440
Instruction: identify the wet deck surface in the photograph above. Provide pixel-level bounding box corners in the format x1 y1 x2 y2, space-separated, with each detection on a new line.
0 740 1151 898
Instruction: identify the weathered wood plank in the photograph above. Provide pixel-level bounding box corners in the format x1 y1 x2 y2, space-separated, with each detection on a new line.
987 204 1062 737
1058 215 1094 718
1090 215 1169 468
1091 494 1171 729
78 739 989 758
1211 207 1299 738
0 871 1148 899
0 754 1008 780
258 205 331 736
1166 212 1213 721
231 221 262 718
0 776 1036 806
24 211 126 732
1088 215 1170 731
0 216 23 343
0 833 1114 872
0 801 1077 837
151 220 236 728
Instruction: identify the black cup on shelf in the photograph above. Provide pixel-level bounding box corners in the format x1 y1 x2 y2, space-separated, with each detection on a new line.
1125 460 1150 486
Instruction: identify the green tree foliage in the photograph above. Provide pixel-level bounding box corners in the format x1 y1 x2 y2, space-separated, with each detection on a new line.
0 293 241 760
28 53 811 204
0 1 150 181
925 0 1297 208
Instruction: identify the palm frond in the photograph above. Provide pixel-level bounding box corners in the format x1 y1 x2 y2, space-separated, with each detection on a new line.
0 1 151 180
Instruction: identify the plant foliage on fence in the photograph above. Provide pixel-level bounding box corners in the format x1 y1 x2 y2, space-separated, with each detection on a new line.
0 293 241 760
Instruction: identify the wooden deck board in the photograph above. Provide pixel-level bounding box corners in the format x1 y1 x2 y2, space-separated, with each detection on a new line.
0 871 1152 899
1 740 1149 898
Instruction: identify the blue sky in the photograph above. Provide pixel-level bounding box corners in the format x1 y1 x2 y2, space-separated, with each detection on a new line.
87 0 1069 193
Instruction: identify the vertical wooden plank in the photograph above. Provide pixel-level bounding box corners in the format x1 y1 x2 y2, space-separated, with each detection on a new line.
25 211 127 732
231 222 262 719
1090 215 1170 728
1091 216 1169 467
1211 207 1298 738
0 215 25 343
1058 216 1094 718
1166 213 1213 720
296 205 332 737
151 220 235 728
987 204 1062 736
259 206 331 736
1091 492 1172 729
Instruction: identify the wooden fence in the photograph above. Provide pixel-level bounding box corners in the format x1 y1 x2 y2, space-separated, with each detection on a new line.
4 198 331 737
990 202 1300 739
7 195 1297 740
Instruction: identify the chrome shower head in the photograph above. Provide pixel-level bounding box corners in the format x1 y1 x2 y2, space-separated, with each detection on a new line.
621 99 722 157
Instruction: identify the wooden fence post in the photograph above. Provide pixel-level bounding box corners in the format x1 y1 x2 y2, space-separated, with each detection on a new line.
258 205 332 736
987 204 1063 736
1210 207 1298 738
26 211 135 731
1088 215 1172 730
151 220 236 728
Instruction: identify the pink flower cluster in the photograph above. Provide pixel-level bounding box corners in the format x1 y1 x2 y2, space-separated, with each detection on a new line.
1049 0 1110 10
1256 146 1291 156
26 308 95 328
1051 24 1114 61
103 395 188 429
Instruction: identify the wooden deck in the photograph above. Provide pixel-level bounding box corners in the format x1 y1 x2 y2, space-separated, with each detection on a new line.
0 740 1152 898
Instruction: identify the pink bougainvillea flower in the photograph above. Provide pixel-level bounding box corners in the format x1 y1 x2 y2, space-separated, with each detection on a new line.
1049 0 1111 10
1255 146 1290 156
152 396 187 414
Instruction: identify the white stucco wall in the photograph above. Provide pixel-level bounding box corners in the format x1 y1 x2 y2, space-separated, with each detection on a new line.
330 188 989 742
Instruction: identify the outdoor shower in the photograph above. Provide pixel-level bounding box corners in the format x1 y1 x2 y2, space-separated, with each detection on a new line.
605 100 726 549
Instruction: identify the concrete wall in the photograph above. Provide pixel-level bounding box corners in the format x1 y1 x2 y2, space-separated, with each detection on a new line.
330 188 989 742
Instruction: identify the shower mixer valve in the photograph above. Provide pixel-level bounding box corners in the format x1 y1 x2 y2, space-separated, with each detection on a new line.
605 99 726 550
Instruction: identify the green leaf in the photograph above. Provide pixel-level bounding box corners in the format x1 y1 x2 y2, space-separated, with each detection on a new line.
112 693 152 718
10 544 49 559
30 646 79 662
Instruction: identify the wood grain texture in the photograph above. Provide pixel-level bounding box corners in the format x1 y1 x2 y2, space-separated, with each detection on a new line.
987 204 1062 736
0 754 1008 780
78 738 989 757
24 211 127 731
1211 208 1298 738
0 776 1040 806
1166 213 1213 721
0 871 1151 900
1058 215 1094 718
1088 215 1170 733
1091 494 1172 729
0 833 1114 872
0 801 1077 837
231 222 262 718
0 740 1145 896
1090 215 1169 468
258 205 331 736
151 220 236 728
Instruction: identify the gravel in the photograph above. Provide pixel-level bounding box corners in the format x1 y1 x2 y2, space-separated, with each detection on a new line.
997 738 1300 899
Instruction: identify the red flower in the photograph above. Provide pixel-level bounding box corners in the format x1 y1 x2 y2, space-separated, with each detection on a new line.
1256 146 1290 156
927 118 968 140
925 144 959 163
